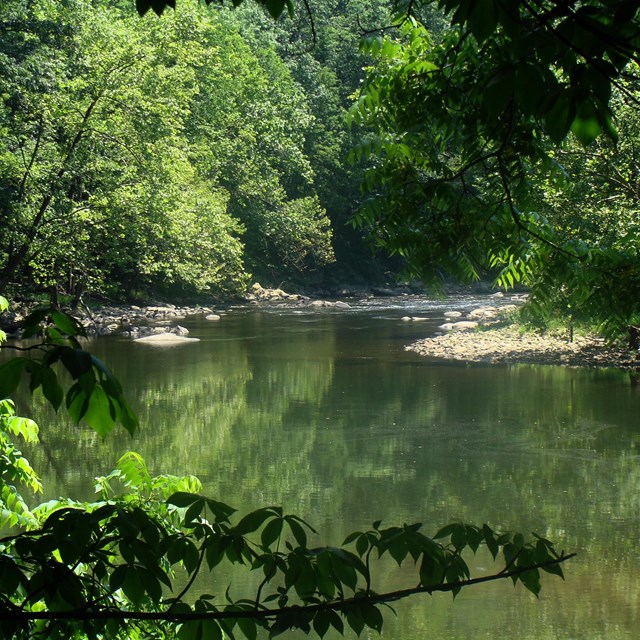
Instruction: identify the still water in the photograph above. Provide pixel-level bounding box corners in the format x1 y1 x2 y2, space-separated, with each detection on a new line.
19 295 640 639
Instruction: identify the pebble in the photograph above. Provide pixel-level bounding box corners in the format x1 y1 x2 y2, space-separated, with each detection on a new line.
406 326 637 369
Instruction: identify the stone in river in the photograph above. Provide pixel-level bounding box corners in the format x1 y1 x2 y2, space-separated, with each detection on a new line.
134 334 200 345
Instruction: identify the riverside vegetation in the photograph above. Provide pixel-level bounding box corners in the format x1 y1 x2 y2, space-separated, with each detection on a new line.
2 0 640 638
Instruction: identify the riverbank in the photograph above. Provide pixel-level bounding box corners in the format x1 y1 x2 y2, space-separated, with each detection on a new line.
407 325 638 369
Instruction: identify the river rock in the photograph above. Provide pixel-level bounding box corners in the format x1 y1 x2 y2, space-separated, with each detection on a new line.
411 316 430 321
99 323 119 335
134 333 200 345
205 314 221 321
444 311 463 319
174 325 189 336
335 301 351 309
152 326 171 334
401 316 412 321
247 282 304 302
468 306 498 320
438 321 479 332
451 321 479 331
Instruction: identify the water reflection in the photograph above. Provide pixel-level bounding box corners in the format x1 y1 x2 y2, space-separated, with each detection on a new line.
13 298 640 640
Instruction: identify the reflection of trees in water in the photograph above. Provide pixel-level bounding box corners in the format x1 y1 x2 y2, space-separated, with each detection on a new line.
23 319 339 512
16 315 640 640
330 363 640 554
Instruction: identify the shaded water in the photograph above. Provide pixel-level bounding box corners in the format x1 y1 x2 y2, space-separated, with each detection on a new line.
15 295 640 639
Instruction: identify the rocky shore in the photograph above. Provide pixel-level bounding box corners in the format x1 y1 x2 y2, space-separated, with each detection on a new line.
4 285 637 369
407 325 638 369
0 283 354 339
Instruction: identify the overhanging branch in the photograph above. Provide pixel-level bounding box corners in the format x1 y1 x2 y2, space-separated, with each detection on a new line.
0 553 575 624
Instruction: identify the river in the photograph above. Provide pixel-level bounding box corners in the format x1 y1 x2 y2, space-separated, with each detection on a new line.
16 294 640 639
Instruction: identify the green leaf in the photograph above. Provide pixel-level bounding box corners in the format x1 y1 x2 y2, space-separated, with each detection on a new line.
342 531 362 545
168 492 203 508
83 385 116 437
312 610 331 638
515 63 549 116
361 604 384 632
330 551 358 591
0 358 29 399
263 0 287 20
467 0 498 43
66 384 89 423
183 539 200 574
345 607 365 635
139 567 163 603
60 348 93 379
261 517 284 549
114 397 139 436
571 100 601 145
184 498 206 525
235 508 276 535
434 523 457 539
519 568 541 596
355 534 369 558
178 620 222 640
545 93 575 143
40 366 63 411
419 551 443 587
121 566 145 605
51 310 83 337
237 617 257 640
483 524 499 559
286 516 308 548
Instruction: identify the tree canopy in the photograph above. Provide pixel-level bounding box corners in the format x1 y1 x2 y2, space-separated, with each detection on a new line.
0 0 345 301
3 1 618 637
349 0 640 334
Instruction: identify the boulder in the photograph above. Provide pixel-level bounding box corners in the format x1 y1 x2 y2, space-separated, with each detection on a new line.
468 306 498 320
134 333 200 345
438 321 479 332
310 300 335 307
451 321 479 331
444 311 463 319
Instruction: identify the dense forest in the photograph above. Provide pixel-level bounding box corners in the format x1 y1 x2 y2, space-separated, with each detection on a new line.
0 0 406 303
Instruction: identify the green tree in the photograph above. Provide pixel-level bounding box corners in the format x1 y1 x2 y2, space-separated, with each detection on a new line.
521 75 640 333
348 0 640 335
274 0 405 283
0 0 249 300
184 8 336 281
1 0 340 299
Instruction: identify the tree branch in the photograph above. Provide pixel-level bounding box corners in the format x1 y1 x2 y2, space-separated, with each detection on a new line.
0 553 575 624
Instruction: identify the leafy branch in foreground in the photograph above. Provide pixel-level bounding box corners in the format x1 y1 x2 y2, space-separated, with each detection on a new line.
0 452 574 640
0 302 137 437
